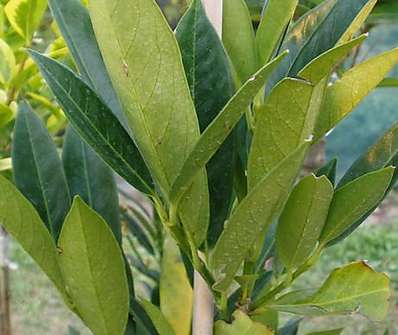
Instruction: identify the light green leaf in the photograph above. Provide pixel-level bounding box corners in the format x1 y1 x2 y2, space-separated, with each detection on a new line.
269 262 390 321
0 157 11 171
0 39 16 84
62 126 121 243
140 300 176 335
298 34 367 84
210 143 309 292
0 103 15 128
160 236 192 335
222 0 258 83
30 51 154 195
170 52 287 205
58 197 129 335
0 175 66 297
276 175 333 270
215 310 272 335
256 0 298 65
4 0 47 42
12 102 70 240
248 78 314 189
320 167 394 245
89 0 209 246
316 48 398 138
305 329 343 335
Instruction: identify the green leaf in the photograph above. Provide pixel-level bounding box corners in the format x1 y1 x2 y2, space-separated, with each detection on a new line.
315 159 337 185
329 123 398 243
316 48 398 138
319 167 394 245
89 0 209 246
170 52 287 205
256 0 298 65
0 175 67 298
62 126 121 243
298 34 367 84
248 78 315 189
58 197 129 335
0 103 15 128
278 318 301 335
176 0 235 247
269 262 390 321
160 236 192 335
210 143 309 292
268 0 374 89
4 0 47 43
12 102 70 240
215 310 272 335
0 38 16 84
0 157 11 171
30 51 154 195
222 0 258 83
276 175 333 270
140 300 176 335
305 329 343 335
48 0 126 127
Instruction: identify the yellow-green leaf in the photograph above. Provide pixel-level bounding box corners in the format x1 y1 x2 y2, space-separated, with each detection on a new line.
89 0 209 246
140 300 176 335
58 197 129 335
0 39 16 84
215 310 273 335
316 48 398 138
160 236 193 335
276 175 333 270
0 175 66 297
4 0 47 42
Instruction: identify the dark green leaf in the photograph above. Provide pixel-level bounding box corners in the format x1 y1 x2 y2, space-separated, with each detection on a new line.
63 126 121 242
268 0 375 90
48 0 127 127
30 51 154 195
320 167 394 245
176 0 235 247
278 318 302 335
12 102 70 239
316 159 337 185
170 52 287 205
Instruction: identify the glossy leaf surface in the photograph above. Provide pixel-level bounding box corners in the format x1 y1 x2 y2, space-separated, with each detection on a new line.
276 175 333 270
63 126 121 242
12 102 70 239
210 144 308 292
30 51 154 195
58 197 129 335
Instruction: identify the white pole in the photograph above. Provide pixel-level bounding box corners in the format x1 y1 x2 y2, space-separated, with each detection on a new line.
191 2 223 335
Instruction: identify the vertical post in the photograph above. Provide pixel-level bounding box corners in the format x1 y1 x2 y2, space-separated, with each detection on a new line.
0 227 11 335
191 2 223 335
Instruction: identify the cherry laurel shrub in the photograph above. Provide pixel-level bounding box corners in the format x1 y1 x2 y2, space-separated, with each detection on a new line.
1 0 398 334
